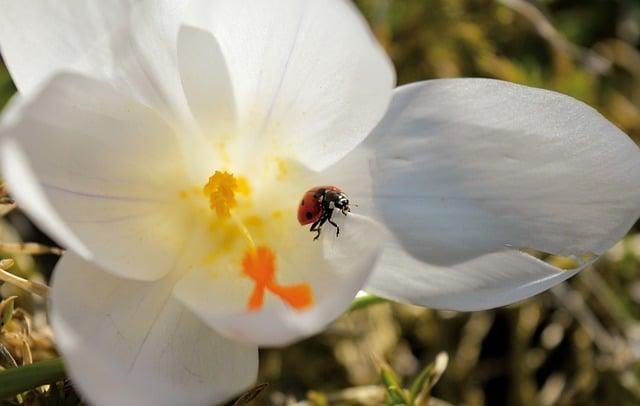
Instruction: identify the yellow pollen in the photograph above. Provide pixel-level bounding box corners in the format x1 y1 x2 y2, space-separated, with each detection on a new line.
203 171 238 218
276 158 288 180
237 177 252 196
243 215 264 228
199 169 314 312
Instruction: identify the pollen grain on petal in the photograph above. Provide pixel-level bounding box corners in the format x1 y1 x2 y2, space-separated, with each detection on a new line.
237 176 252 196
242 246 313 311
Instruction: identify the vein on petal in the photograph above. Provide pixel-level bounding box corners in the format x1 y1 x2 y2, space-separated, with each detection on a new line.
42 182 167 203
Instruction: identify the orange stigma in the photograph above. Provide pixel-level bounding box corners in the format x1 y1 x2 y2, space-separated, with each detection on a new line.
242 246 313 311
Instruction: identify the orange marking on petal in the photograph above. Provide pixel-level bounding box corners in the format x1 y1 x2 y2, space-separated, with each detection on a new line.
268 284 313 309
242 246 313 311
247 285 266 311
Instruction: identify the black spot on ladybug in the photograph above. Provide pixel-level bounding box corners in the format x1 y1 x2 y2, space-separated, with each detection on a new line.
301 200 305 206
305 211 313 220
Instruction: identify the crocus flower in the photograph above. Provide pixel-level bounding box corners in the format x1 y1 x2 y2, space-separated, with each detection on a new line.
0 0 639 405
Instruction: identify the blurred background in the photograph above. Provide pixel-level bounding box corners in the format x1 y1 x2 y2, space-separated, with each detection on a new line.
1 0 640 405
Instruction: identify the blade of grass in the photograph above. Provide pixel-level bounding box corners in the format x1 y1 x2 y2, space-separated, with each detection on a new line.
0 358 66 400
349 292 386 312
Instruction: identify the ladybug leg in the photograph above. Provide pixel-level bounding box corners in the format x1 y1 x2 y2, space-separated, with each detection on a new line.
327 214 340 237
310 218 324 241
323 209 340 237
327 218 340 237
310 210 334 241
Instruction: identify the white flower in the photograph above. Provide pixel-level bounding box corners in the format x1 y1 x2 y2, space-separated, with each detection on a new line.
0 0 639 405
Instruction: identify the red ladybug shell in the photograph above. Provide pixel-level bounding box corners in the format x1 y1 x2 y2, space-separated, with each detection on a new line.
297 186 343 225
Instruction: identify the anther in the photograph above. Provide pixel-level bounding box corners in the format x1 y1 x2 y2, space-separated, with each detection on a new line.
203 171 238 218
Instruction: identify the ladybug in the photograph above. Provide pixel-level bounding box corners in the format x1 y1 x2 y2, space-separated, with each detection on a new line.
298 186 351 241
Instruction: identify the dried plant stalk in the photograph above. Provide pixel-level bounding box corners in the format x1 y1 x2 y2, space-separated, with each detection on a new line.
0 259 49 297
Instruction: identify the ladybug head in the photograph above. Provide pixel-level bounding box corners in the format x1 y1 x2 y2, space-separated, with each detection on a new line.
334 192 350 212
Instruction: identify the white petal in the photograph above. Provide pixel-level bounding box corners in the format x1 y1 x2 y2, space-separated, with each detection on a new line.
367 239 582 311
0 0 168 115
124 0 203 124
177 25 235 138
50 253 258 406
0 0 138 95
189 0 395 170
172 24 239 183
361 79 640 309
367 79 640 265
1 74 193 281
0 0 201 124
1 140 91 259
174 214 382 347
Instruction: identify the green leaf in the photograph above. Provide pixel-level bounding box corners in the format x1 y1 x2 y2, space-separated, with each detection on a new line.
385 386 409 405
348 293 386 312
380 362 410 405
408 361 436 402
0 296 16 327
0 358 66 400
412 353 449 406
380 363 401 389
306 391 328 406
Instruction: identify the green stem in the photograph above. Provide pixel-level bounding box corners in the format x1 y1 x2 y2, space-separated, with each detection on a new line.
349 293 386 312
0 358 66 400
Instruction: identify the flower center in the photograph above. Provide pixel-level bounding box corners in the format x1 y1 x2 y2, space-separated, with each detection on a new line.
202 170 313 312
203 171 238 218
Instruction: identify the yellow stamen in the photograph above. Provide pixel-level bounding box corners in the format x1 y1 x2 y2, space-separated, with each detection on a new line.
203 171 238 218
231 213 256 252
202 169 314 312
203 171 256 250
